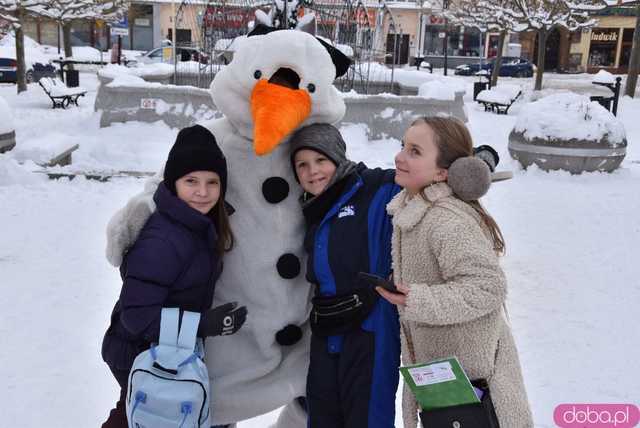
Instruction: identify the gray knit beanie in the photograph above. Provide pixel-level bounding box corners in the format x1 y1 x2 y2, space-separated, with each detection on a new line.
289 123 357 186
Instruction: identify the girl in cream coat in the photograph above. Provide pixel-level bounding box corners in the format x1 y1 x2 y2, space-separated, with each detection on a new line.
377 117 533 428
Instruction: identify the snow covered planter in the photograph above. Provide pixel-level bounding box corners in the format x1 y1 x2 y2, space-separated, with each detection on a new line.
341 90 467 140
508 93 627 174
0 95 16 154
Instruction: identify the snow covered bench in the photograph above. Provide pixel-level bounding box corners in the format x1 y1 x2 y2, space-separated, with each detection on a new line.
476 84 522 114
40 143 80 167
38 77 87 109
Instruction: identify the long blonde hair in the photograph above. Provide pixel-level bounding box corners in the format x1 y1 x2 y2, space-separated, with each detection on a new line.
411 116 505 255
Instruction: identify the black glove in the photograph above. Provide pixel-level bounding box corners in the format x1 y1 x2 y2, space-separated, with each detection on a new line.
474 145 500 172
198 302 247 337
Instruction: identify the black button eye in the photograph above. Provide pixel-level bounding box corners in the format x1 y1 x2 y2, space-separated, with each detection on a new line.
307 83 316 93
254 70 262 79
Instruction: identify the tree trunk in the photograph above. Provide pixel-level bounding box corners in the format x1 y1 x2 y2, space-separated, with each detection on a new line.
534 29 547 91
63 21 74 70
624 3 640 98
491 30 507 87
15 9 27 94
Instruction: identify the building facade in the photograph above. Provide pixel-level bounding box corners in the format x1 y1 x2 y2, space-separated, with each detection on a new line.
375 0 491 67
569 7 637 74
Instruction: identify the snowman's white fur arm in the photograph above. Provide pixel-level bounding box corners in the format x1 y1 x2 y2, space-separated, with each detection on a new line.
105 173 160 267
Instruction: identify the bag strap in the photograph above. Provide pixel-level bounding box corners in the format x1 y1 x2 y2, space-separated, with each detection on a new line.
177 311 200 351
159 307 180 347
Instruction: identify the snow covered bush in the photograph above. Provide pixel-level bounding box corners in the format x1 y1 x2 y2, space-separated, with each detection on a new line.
509 93 627 173
514 93 626 146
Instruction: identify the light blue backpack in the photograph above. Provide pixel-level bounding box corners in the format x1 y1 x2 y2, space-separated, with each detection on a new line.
126 308 210 428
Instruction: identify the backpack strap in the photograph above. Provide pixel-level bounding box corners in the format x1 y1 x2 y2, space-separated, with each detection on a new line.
177 311 200 351
159 307 180 347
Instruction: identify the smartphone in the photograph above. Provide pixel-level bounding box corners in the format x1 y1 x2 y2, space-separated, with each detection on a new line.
358 272 400 294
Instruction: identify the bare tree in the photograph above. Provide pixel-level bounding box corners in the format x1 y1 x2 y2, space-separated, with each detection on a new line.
39 0 127 63
0 0 49 93
503 0 606 90
625 0 640 97
448 0 527 86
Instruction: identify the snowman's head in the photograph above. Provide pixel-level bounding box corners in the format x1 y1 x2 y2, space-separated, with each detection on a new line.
210 28 350 156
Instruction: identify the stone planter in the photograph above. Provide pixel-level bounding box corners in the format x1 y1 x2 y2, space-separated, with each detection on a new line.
342 92 467 140
0 130 16 154
95 78 468 139
508 130 627 174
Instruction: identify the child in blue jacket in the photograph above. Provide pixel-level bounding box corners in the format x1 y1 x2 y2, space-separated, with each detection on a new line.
290 123 401 428
101 125 247 428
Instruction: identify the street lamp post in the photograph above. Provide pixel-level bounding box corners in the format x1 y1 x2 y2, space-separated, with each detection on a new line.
416 0 424 68
443 0 449 75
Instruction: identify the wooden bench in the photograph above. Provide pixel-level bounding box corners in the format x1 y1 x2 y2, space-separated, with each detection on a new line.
38 77 87 109
476 84 522 114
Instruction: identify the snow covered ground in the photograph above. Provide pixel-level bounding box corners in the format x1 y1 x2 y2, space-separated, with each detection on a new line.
1 71 639 427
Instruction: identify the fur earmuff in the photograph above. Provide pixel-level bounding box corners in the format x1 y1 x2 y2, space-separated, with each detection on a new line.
447 157 492 201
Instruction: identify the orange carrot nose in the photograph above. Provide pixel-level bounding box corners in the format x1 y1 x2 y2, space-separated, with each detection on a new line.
250 79 312 156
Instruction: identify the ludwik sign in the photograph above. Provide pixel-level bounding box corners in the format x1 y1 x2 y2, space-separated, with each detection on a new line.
591 30 619 43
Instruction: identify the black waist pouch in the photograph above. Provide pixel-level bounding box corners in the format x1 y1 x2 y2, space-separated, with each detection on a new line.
419 379 500 428
310 286 378 336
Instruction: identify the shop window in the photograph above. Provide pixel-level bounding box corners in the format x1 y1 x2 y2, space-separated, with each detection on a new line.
177 29 191 44
588 28 619 67
487 34 500 58
623 28 634 43
423 25 482 56
620 28 634 68
424 24 445 55
589 45 616 67
70 21 92 47
461 29 483 56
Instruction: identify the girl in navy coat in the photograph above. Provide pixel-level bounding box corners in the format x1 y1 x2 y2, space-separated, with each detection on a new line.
101 125 247 428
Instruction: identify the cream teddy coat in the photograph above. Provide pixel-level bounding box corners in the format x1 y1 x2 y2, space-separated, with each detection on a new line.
386 182 533 428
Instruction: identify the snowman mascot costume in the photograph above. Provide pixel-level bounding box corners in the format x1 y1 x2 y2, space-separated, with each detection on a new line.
106 27 351 427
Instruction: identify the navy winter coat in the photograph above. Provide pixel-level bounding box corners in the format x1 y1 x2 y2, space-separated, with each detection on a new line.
102 183 222 372
302 163 402 426
303 163 401 352
303 163 400 298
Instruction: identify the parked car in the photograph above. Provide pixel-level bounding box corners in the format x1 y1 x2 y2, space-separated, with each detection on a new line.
454 57 535 78
0 53 56 83
128 46 210 67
